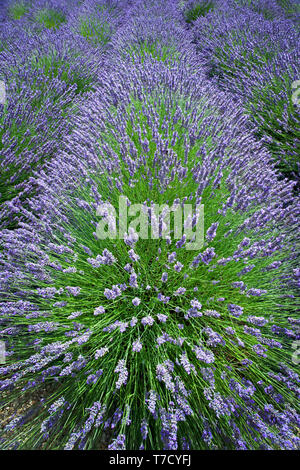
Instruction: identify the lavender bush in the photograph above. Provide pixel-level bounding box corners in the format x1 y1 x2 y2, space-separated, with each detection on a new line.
191 0 300 182
0 64 76 227
0 0 299 451
0 0 124 227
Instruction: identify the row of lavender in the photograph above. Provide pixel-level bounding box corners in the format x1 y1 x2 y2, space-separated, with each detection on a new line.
188 0 300 182
0 0 299 450
0 0 130 226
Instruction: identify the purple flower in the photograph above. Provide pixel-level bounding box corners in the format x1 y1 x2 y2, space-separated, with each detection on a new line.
130 317 138 327
174 287 186 296
174 262 184 272
95 348 109 359
128 249 140 262
193 346 215 364
157 313 168 323
114 360 128 389
140 419 148 440
132 339 143 352
65 287 81 297
132 297 141 306
94 306 105 316
228 304 244 318
253 344 268 358
206 222 219 241
129 271 139 288
180 352 196 375
108 434 126 450
104 285 122 300
124 263 133 273
168 252 177 263
124 228 138 247
141 315 154 326
86 369 103 385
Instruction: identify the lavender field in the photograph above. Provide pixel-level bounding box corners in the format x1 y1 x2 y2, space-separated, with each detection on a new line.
0 0 299 451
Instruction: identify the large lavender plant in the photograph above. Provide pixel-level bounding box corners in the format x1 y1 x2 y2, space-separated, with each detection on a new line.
0 47 299 449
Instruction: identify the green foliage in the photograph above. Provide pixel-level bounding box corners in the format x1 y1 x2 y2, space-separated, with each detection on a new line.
126 40 179 64
8 0 30 20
